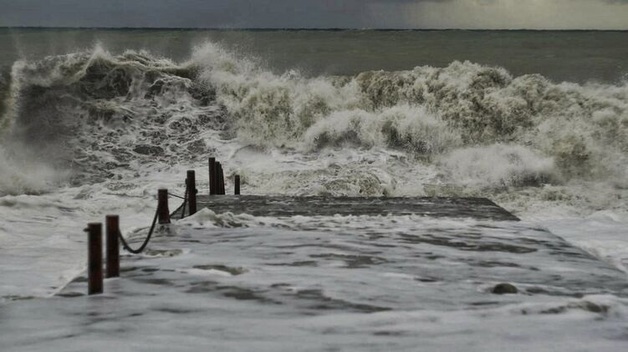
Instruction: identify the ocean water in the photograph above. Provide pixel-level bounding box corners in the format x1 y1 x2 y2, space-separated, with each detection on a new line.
1 29 628 349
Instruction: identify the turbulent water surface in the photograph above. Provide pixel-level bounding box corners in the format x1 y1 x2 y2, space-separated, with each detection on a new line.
0 29 627 349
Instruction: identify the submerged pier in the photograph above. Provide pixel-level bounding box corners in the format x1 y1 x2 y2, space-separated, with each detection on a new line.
3 160 628 351
173 195 521 221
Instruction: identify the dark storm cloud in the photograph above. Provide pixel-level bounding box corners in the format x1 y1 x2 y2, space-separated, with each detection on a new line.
0 0 626 29
0 0 366 28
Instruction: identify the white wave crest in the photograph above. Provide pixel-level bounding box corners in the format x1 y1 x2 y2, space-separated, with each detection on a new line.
440 144 556 189
303 105 461 154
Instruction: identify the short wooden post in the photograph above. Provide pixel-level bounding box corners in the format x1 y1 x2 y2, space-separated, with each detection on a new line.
209 157 216 195
86 223 103 295
158 189 171 224
105 215 120 278
187 170 197 215
234 175 240 195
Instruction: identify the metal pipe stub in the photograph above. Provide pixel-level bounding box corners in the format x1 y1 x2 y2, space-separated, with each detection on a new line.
86 222 103 295
105 215 120 278
209 157 217 195
234 175 240 195
158 189 171 224
187 170 197 215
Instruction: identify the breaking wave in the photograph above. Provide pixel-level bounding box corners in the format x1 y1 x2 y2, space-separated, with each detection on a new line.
0 42 626 214
198 43 627 184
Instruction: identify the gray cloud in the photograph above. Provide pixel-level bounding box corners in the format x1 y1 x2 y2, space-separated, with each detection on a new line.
407 0 628 29
0 0 366 28
0 0 626 29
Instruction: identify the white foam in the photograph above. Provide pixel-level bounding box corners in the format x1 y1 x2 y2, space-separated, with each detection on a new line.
1 41 627 305
440 144 556 189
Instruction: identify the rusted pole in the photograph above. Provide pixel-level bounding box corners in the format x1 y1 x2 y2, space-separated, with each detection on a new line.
158 189 171 224
219 164 224 195
234 175 240 195
215 162 221 195
86 223 103 295
187 170 197 215
221 165 226 195
209 157 216 195
105 215 120 278
216 162 225 195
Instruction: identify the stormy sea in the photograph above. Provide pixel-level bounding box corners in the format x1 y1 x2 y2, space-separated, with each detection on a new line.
1 29 627 350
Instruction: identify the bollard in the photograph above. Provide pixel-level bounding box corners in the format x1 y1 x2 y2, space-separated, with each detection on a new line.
216 162 225 195
234 175 240 195
105 215 120 278
187 170 197 215
215 162 221 195
86 223 103 295
209 157 217 195
158 189 171 224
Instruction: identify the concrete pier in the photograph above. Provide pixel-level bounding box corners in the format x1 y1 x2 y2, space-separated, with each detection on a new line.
173 196 520 221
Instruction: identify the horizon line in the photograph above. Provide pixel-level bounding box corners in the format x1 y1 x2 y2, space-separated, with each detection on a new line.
1 26 627 32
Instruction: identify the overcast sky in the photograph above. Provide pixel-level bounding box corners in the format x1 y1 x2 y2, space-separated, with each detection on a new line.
1 0 627 30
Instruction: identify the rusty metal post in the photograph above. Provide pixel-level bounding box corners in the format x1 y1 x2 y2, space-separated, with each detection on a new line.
209 157 216 195
234 175 240 195
215 162 221 195
158 189 171 224
105 215 120 278
221 167 226 195
187 170 197 215
216 162 225 195
86 223 103 295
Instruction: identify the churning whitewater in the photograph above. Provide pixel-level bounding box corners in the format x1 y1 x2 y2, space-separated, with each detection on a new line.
1 34 628 351
1 42 627 209
0 40 627 302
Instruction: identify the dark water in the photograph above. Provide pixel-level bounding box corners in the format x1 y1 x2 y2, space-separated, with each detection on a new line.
1 28 627 83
